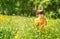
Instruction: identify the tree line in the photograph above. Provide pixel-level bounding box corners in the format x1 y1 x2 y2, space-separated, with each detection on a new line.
0 0 60 18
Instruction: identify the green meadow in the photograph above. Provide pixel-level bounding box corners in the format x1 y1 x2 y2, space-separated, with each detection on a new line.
0 15 60 39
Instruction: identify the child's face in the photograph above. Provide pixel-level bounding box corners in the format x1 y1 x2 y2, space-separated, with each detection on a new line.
38 14 43 18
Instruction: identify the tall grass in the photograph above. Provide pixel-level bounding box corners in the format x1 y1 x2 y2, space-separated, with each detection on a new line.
0 15 60 39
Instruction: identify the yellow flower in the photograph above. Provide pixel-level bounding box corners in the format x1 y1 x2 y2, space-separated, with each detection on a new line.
0 15 10 22
0 15 5 21
14 34 19 39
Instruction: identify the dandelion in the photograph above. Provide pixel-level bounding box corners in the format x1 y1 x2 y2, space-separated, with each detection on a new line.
14 34 19 39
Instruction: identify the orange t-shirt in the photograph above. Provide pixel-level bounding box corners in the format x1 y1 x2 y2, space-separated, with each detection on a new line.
35 17 47 26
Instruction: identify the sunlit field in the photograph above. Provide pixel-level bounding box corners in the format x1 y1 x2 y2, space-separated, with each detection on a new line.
0 15 60 39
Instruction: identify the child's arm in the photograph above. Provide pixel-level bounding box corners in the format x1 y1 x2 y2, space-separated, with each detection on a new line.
34 19 39 26
44 18 47 26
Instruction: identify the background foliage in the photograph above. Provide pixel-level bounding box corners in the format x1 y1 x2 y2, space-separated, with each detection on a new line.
0 0 60 18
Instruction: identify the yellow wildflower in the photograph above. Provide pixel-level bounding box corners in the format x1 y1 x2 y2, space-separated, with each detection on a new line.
14 34 19 39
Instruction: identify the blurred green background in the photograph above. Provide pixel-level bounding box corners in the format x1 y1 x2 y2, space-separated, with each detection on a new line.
0 0 60 18
0 0 60 39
